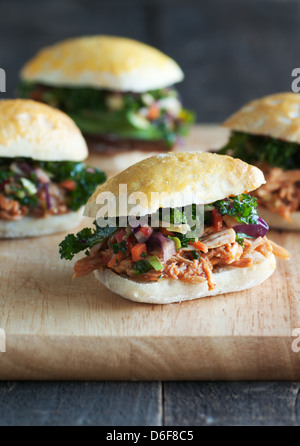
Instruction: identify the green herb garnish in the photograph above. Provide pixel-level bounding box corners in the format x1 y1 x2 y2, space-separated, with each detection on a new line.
214 194 259 225
112 240 127 255
219 131 300 170
59 222 117 260
134 260 154 275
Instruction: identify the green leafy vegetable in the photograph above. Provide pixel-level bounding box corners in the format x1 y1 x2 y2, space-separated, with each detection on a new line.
219 131 300 170
214 194 259 225
176 233 196 248
111 240 127 255
18 82 195 147
235 232 256 248
59 222 117 260
134 260 154 275
235 233 245 247
0 158 106 212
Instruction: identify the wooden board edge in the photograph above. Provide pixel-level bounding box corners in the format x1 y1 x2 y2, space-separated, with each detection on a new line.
0 335 299 380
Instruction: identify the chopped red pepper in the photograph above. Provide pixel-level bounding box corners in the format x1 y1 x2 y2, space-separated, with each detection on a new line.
60 179 76 191
115 228 126 243
212 208 223 232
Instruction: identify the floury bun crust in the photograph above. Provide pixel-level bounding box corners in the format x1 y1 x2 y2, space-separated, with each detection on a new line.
0 99 88 161
0 208 84 238
84 152 266 218
94 252 276 304
20 36 184 92
223 92 300 144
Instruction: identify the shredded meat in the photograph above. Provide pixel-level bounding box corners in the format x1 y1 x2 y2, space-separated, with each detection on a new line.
31 184 68 218
0 194 28 220
73 232 277 290
253 166 300 221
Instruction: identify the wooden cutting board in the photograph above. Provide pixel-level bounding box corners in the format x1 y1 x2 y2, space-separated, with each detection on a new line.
0 125 300 380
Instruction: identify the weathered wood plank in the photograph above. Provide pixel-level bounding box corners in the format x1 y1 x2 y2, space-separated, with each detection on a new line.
163 382 300 426
0 381 162 426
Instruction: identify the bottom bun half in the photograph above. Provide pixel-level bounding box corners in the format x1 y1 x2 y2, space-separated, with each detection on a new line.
0 207 84 238
258 208 300 231
94 252 276 304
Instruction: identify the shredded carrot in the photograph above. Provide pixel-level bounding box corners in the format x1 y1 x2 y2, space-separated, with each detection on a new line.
192 240 208 253
107 252 124 268
147 104 160 120
131 243 147 262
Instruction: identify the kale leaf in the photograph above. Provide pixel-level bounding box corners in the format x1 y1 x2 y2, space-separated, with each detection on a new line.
214 194 259 225
59 222 117 260
219 131 300 170
134 260 153 275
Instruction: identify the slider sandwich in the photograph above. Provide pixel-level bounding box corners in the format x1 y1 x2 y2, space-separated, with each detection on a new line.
0 99 106 237
220 92 300 230
19 36 195 173
59 152 288 304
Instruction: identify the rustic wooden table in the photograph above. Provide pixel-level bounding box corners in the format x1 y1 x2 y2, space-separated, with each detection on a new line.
0 381 299 426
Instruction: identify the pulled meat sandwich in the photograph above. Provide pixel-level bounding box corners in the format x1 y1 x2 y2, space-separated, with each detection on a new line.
0 99 106 237
59 152 288 304
220 92 300 230
19 35 194 174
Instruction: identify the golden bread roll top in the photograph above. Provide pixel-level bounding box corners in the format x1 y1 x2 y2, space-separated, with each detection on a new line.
84 151 265 218
20 35 184 92
0 99 88 161
223 92 300 143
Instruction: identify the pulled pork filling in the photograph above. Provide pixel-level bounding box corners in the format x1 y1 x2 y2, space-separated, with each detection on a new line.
219 131 300 221
0 158 106 220
59 194 289 290
252 165 300 221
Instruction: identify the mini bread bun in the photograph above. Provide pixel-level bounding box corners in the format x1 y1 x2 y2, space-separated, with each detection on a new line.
84 152 265 218
0 99 88 161
223 92 300 143
20 36 184 92
94 252 276 304
258 207 300 231
0 208 84 238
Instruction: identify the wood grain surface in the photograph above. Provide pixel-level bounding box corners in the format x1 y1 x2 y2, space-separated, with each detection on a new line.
0 125 300 380
0 381 299 426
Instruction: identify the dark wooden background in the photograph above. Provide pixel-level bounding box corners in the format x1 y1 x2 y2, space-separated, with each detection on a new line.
1 0 300 425
0 381 299 426
0 0 299 122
